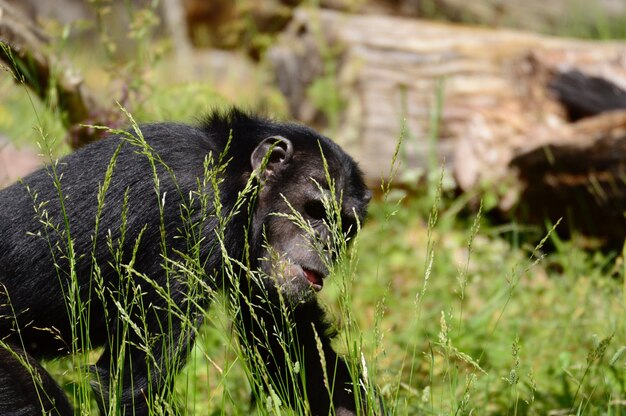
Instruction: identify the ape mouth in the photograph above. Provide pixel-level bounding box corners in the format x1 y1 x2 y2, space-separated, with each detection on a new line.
302 267 325 291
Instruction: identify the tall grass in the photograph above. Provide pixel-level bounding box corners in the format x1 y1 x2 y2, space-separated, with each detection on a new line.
356 179 625 415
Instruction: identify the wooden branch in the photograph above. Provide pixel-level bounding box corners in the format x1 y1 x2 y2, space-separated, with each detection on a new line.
0 0 117 147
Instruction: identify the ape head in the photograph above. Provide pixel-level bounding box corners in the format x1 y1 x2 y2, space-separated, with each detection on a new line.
238 121 370 305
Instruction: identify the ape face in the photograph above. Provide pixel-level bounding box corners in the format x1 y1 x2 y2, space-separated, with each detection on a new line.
250 136 370 304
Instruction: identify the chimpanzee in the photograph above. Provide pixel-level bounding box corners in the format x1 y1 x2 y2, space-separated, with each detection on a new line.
0 109 374 415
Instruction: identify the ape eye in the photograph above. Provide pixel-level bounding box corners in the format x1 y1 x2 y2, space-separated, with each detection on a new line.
304 200 327 221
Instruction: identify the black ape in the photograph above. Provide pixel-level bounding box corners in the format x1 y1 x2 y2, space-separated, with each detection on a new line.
0 109 372 415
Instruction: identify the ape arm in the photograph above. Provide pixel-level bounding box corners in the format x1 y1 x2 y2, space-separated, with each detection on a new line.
0 345 73 416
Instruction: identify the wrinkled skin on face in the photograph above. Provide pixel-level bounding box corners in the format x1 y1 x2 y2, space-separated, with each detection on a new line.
249 136 370 304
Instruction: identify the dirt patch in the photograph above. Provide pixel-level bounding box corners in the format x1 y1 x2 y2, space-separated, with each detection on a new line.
0 136 44 188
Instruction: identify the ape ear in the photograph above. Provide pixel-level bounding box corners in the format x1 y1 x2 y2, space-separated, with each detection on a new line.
251 136 293 177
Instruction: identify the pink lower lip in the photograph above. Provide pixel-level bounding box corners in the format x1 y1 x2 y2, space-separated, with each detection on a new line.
303 268 323 291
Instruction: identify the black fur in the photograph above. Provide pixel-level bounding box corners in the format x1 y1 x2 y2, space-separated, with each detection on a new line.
0 109 371 415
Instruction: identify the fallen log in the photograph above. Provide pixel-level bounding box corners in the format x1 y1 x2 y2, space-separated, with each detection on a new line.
0 135 43 188
269 8 626 240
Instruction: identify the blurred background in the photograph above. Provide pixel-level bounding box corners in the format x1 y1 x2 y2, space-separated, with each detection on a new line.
1 0 626 414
